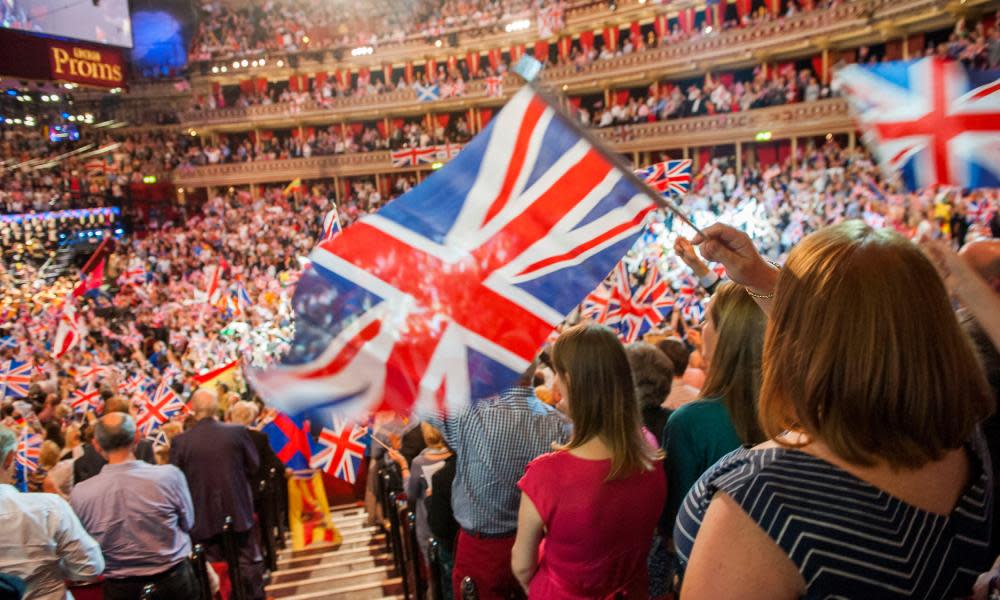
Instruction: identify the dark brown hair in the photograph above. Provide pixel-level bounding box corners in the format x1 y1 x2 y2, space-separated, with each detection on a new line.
553 324 661 479
700 282 767 445
760 221 993 468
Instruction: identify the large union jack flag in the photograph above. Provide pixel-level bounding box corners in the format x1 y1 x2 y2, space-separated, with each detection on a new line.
835 58 1000 190
0 360 32 398
135 381 188 436
637 159 693 197
309 418 370 483
249 87 655 420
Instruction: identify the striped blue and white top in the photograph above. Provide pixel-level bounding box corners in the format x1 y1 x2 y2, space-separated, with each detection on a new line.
674 438 994 599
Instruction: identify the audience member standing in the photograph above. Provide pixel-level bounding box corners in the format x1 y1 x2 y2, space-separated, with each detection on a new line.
71 413 198 599
170 390 264 599
426 363 570 600
73 396 156 485
0 426 104 600
656 339 700 410
662 282 766 528
625 342 674 443
676 221 994 599
511 325 666 598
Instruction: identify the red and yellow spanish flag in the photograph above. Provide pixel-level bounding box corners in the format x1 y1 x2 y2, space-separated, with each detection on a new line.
193 359 240 392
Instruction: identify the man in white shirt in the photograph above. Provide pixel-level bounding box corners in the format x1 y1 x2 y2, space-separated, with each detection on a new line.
0 426 104 599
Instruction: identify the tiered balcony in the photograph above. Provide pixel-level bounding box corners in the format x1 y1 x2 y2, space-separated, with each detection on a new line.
172 97 853 187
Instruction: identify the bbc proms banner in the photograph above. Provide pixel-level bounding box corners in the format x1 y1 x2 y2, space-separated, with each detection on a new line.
0 29 126 90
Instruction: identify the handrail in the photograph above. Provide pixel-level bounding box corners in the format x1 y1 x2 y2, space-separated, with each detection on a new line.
221 516 248 600
427 538 446 600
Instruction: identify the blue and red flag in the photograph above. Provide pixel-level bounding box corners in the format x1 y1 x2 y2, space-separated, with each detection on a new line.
135 380 188 436
0 360 32 398
15 429 42 492
604 260 676 342
261 410 313 472
321 207 342 242
248 87 658 420
835 57 1000 190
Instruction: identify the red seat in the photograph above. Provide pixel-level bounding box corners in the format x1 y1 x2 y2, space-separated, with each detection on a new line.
67 578 104 600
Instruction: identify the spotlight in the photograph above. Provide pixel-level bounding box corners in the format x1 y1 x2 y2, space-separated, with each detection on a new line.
232 61 240 68
276 59 284 67
251 60 258 67
212 66 219 73
434 39 443 48
220 66 227 72
241 59 249 67
302 35 310 44
260 58 266 65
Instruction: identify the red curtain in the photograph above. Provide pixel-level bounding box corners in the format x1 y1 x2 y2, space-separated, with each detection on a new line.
375 121 387 136
534 40 548 60
254 78 267 94
426 58 437 80
349 123 363 135
511 44 525 62
840 49 856 64
314 72 327 89
603 27 618 51
447 55 457 72
884 40 902 61
654 14 669 39
568 96 582 108
698 148 712 169
436 114 449 128
467 51 480 74
735 0 752 22
239 80 254 95
480 108 494 127
907 34 925 58
579 30 594 50
558 36 572 58
488 48 501 70
767 0 781 16
678 8 695 34
615 90 629 105
811 56 824 82
404 62 414 84
630 22 641 44
382 64 393 84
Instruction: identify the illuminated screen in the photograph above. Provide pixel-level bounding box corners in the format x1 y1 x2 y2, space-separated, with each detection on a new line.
2 0 133 48
48 123 79 143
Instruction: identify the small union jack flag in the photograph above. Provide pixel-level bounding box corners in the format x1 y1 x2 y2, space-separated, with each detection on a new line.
835 58 1000 190
637 160 693 197
135 381 187 436
0 360 33 398
15 429 43 491
321 207 342 242
605 261 675 342
391 146 438 167
579 282 613 323
309 418 370 484
485 76 503 98
70 381 102 413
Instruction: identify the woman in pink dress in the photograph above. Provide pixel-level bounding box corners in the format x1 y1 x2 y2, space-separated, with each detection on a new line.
511 324 667 599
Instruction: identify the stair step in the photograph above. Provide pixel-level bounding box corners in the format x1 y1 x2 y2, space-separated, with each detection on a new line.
267 566 391 597
278 534 386 560
270 577 403 600
277 546 389 570
270 553 393 584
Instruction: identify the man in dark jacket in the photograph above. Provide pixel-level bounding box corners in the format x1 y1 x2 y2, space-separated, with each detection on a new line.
170 389 264 600
74 396 156 485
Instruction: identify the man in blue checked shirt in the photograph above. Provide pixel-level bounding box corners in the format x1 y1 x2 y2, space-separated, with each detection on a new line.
425 361 570 600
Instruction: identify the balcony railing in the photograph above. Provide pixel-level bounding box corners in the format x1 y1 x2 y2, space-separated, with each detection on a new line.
172 97 854 187
175 0 954 131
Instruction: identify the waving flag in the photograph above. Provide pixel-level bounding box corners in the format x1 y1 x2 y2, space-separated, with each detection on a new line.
485 76 503 98
605 262 675 342
70 381 102 413
579 282 613 323
15 429 43 492
261 410 313 471
321 207 342 242
834 58 1000 190
637 159 692 196
77 365 113 384
249 86 657 421
309 418 370 483
135 380 187 436
391 146 438 167
233 283 254 314
0 360 32 398
53 302 81 358
72 258 105 298
121 261 148 286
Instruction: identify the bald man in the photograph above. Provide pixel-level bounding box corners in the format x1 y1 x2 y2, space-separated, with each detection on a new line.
170 390 264 599
71 413 196 600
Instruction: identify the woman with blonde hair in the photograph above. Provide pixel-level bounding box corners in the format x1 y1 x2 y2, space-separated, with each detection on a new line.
662 281 767 529
511 324 665 598
674 221 994 599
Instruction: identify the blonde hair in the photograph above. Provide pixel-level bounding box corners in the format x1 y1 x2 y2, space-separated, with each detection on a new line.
553 324 661 480
39 441 61 469
700 282 767 445
760 221 993 468
420 422 446 448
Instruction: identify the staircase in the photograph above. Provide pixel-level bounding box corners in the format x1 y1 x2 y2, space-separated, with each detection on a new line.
265 504 404 600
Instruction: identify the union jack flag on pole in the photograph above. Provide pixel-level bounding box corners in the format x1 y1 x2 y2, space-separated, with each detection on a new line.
70 381 102 413
15 429 43 492
604 261 675 343
0 360 32 398
321 207 342 242
135 380 188 436
249 86 666 421
637 160 693 196
834 58 1000 190
309 418 370 484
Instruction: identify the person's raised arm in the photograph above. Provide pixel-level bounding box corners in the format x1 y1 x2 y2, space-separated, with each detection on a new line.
691 224 780 316
922 239 1000 352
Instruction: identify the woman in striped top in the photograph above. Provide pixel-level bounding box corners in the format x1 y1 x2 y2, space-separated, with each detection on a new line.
672 221 994 599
